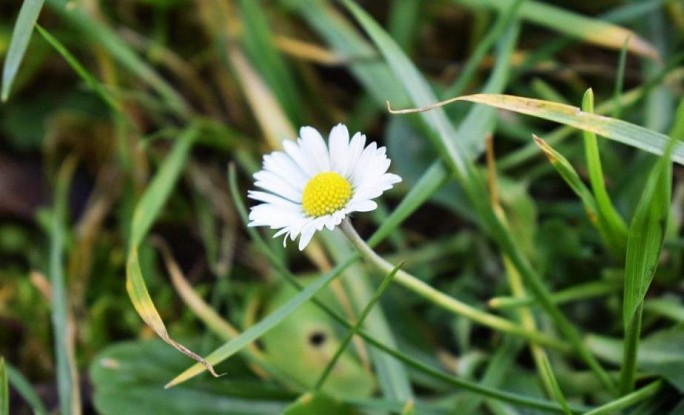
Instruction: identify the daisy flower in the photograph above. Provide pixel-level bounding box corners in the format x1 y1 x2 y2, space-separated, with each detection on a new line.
248 124 402 250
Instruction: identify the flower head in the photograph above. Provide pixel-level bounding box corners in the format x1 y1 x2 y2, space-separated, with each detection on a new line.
248 124 402 250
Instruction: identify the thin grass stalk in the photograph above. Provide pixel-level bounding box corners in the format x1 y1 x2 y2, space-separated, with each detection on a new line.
314 263 401 391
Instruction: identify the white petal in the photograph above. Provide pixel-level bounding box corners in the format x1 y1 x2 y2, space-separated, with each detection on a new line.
351 172 402 202
328 124 350 174
283 139 317 176
253 170 302 202
247 190 302 211
248 204 303 228
347 199 377 212
344 132 367 177
298 223 317 250
322 213 345 230
263 152 309 191
350 141 378 187
299 126 330 172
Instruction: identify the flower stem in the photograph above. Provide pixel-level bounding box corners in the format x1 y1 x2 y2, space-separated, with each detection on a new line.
339 219 569 351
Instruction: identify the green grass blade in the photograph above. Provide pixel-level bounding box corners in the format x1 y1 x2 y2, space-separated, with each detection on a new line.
443 0 524 99
238 0 305 125
35 25 120 115
454 0 658 59
582 381 663 415
611 38 630 118
408 94 684 165
457 21 520 157
315 262 402 391
622 146 672 328
0 358 7 415
126 124 219 377
44 0 189 117
534 133 626 255
497 69 682 170
581 89 628 252
533 135 598 213
539 354 572 415
1 0 44 101
130 126 198 248
340 0 470 173
285 0 409 109
621 121 675 393
367 161 448 248
5 364 49 415
387 0 420 52
670 96 684 141
455 338 521 413
50 158 80 415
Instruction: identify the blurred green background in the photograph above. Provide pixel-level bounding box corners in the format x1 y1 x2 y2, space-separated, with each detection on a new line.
1 0 684 414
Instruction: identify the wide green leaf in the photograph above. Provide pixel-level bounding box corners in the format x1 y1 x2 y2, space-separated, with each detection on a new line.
90 340 290 415
588 328 684 392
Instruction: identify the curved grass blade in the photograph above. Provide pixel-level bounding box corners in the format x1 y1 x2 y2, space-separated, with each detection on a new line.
533 134 623 255
5 363 49 415
1 0 44 101
155 237 302 387
454 0 659 59
581 89 628 253
390 94 684 165
126 124 219 377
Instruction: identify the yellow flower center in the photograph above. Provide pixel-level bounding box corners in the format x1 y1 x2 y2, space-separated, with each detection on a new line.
301 172 352 217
